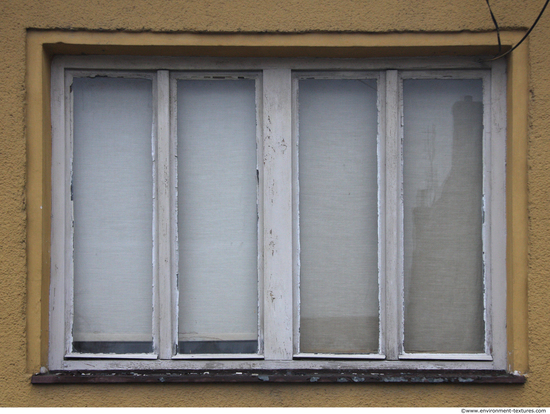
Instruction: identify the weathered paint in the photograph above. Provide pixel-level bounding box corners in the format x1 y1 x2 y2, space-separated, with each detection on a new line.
1 0 547 406
30 369 526 384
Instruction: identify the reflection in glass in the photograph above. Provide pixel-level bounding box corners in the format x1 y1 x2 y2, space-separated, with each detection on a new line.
299 79 379 354
403 79 485 354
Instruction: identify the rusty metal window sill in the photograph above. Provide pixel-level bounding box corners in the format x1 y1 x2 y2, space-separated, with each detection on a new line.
31 369 526 384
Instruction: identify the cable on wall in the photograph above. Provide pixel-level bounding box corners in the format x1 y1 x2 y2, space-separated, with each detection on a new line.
485 0 502 53
487 0 550 60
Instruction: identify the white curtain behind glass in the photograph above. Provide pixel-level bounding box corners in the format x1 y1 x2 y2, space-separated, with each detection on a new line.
177 80 258 346
298 79 379 354
72 77 154 348
403 79 484 353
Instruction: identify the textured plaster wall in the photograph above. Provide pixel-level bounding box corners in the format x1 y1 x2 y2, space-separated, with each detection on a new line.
1 0 549 407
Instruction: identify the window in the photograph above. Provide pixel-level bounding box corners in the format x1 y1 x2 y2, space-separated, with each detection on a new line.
49 56 507 372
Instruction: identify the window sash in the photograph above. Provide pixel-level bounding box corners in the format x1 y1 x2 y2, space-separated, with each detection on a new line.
170 71 263 359
398 71 492 359
63 70 159 360
292 71 384 358
49 56 507 371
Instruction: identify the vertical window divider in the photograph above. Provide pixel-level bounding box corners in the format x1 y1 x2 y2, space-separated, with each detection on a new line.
156 70 172 359
384 70 401 361
262 69 293 361
291 73 300 356
64 70 76 360
169 72 180 357
397 72 407 359
489 59 507 368
49 57 66 368
256 74 265 357
377 71 387 358
481 70 493 359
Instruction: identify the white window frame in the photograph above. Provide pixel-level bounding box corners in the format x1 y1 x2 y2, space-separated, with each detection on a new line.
291 70 386 360
49 55 507 372
168 70 265 360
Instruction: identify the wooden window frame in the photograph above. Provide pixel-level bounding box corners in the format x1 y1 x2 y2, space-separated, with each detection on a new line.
47 55 507 373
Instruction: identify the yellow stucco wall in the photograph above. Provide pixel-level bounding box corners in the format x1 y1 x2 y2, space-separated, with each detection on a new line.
1 0 549 406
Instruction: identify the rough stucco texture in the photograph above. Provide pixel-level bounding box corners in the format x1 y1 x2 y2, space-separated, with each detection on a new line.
2 0 550 407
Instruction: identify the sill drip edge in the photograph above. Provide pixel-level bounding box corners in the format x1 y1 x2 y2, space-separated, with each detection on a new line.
31 369 526 384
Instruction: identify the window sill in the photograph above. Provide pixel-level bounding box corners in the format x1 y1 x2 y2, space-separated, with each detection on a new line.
31 369 526 384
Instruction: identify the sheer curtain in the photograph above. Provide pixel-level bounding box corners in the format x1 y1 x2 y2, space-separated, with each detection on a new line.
403 79 485 353
298 79 380 354
72 77 154 353
177 79 259 354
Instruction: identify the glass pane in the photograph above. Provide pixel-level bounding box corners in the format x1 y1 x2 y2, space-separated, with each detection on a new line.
403 79 485 354
177 79 258 354
299 78 379 354
72 76 154 354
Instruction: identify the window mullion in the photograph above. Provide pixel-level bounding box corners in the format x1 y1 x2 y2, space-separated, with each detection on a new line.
384 69 401 360
156 70 173 359
377 71 387 358
489 60 507 369
49 58 67 370
262 68 294 361
291 74 300 356
65 71 76 359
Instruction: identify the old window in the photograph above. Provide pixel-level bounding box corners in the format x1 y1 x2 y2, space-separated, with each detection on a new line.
49 56 506 372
